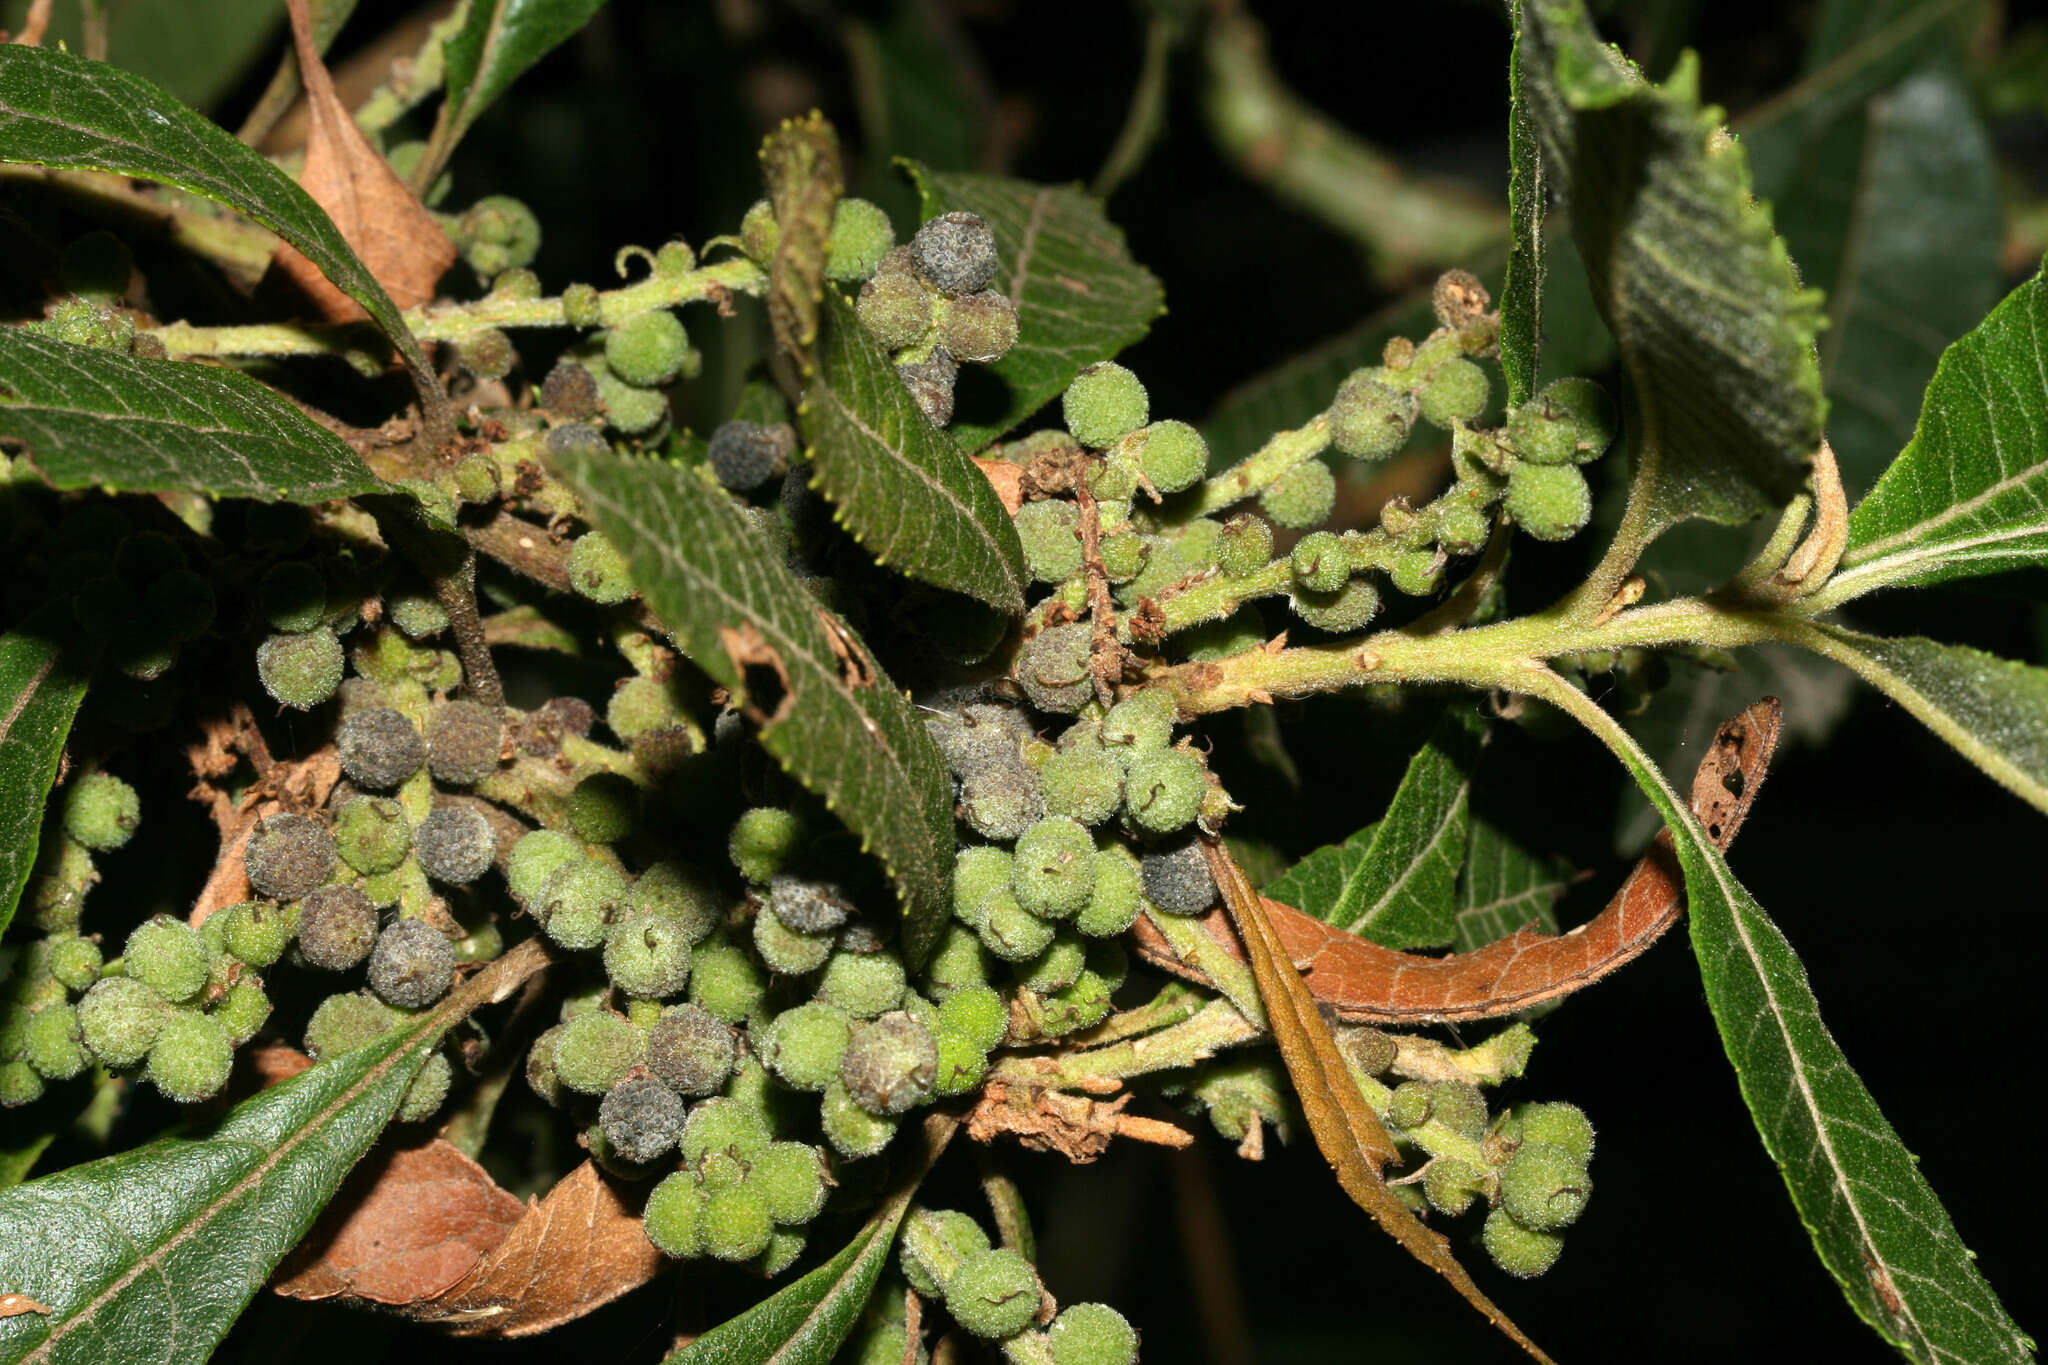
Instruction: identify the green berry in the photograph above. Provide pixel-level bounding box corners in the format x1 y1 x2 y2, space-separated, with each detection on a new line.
645 1003 735 1096
1499 1141 1592 1232
256 627 343 709
1430 1081 1489 1139
387 592 449 640
753 905 835 975
932 1031 990 1098
452 452 501 504
760 1001 852 1092
213 976 272 1047
1101 690 1175 762
978 889 1056 962
506 829 582 904
1483 1206 1565 1278
1290 530 1350 594
1504 462 1591 543
146 1010 232 1102
426 699 502 787
924 924 996 999
1506 377 1615 466
936 984 1008 1053
553 1010 643 1094
1388 548 1447 597
1075 847 1142 937
600 1074 686 1162
1140 838 1216 915
740 199 779 262
910 211 998 295
1291 578 1382 632
458 195 541 276
337 708 425 790
644 1171 707 1258
681 1094 772 1163
690 944 767 1024
394 1050 452 1123
76 976 167 1066
599 368 672 434
1418 357 1490 427
1134 419 1208 494
334 796 412 876
0 1060 44 1107
1016 622 1095 715
62 772 140 852
960 763 1046 842
902 1207 990 1297
628 861 722 944
947 1248 1040 1339
936 290 1019 363
1098 529 1147 583
1011 817 1097 919
526 1023 568 1105
1330 374 1413 459
1038 969 1113 1035
567 772 640 844
1040 747 1123 826
566 532 637 605
1062 363 1148 449
1423 1157 1485 1216
221 899 293 969
1048 1303 1138 1365
730 807 805 886
1508 1101 1596 1162
1259 459 1336 530
539 860 627 951
840 1011 936 1116
23 1003 88 1080
1015 932 1086 994
821 1079 899 1158
1015 499 1083 584
607 675 682 741
702 1183 775 1262
47 936 102 992
827 197 897 281
605 909 695 998
605 309 690 387
755 1140 828 1225
415 805 495 885
456 327 515 380
125 915 210 1004
304 990 394 1059
1218 514 1275 577
952 847 1014 925
856 258 935 350
1387 1081 1432 1129
1124 749 1205 834
368 919 455 1008
819 951 908 1019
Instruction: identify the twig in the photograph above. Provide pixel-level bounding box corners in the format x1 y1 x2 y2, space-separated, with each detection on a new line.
1070 453 1123 706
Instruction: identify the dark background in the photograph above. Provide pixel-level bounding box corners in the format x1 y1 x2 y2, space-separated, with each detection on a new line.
21 0 2048 1359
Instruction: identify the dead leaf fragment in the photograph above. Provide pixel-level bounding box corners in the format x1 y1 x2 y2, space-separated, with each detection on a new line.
0 1294 52 1318
271 0 453 318
275 1138 526 1305
972 458 1026 516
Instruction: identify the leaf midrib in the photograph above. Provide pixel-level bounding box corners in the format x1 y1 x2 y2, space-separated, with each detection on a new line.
1352 774 1467 934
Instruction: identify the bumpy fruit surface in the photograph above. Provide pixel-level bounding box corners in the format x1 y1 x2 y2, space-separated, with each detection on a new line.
1124 749 1206 834
645 1003 735 1096
599 1074 686 1163
1483 1205 1564 1278
367 919 456 1008
62 772 140 851
1418 357 1490 427
337 708 425 790
827 197 897 280
1134 419 1208 494
1048 1302 1139 1365
1329 374 1412 459
1062 363 1149 449
414 805 495 884
125 915 209 1003
839 1010 937 1115
1014 499 1084 585
1504 462 1592 542
909 211 998 295
146 1010 233 1102
1015 622 1094 715
426 700 502 786
77 977 169 1067
553 1010 643 1094
946 1248 1040 1339
256 628 344 709
566 532 637 605
1258 459 1336 530
1499 1141 1592 1232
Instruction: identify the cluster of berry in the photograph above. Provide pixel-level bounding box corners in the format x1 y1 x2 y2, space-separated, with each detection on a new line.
889 1205 1138 1360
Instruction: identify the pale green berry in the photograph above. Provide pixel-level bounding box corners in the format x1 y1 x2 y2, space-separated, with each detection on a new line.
1134 419 1208 494
924 924 996 999
567 532 637 605
1258 459 1336 530
1041 746 1123 826
146 1010 232 1102
644 1170 707 1258
47 936 102 992
553 1011 643 1094
690 944 767 1024
828 197 897 281
397 1051 453 1122
857 256 935 350
596 368 670 435
539 861 627 951
936 290 1019 363
221 898 293 969
23 1003 89 1080
567 772 640 843
63 772 140 851
1483 1206 1564 1278
740 199 779 262
753 905 835 975
947 1248 1039 1339
1075 846 1143 937
1015 499 1084 584
754 1140 828 1225
1062 363 1148 449
730 807 805 886
977 888 1055 962
256 627 344 709
1048 1303 1138 1365
214 976 272 1047
1124 749 1205 834
1499 1142 1592 1232
1291 578 1381 632
1424 1157 1486 1216
953 847 1015 926
1418 357 1490 427
1011 817 1097 919
759 1000 852 1092
1506 377 1615 466
604 909 695 998
1290 530 1349 594
507 829 582 904
1329 374 1411 459
818 951 908 1019
1101 690 1175 760
821 1079 898 1158
1388 548 1447 596
304 990 395 1060
681 1094 772 1163
1505 461 1592 542
77 976 167 1067
1218 514 1275 577
1507 1101 1596 1162
702 1183 775 1262
902 1207 990 1297
604 309 690 387
125 915 209 1004
936 983 1008 1054
1015 932 1086 994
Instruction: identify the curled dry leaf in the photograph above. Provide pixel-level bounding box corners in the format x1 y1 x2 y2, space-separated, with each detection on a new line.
973 457 1027 516
966 1076 1193 1162
274 1137 526 1306
0 1295 52 1319
1134 699 1782 1022
271 0 453 319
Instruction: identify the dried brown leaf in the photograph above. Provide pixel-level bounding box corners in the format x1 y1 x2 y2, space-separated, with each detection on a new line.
271 0 452 318
274 1137 525 1305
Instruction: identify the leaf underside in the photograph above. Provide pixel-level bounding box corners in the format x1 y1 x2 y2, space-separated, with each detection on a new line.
439 0 611 149
1453 815 1567 952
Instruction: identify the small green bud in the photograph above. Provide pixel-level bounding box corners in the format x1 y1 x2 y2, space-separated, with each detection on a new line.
256 627 344 709
1124 748 1205 834
214 976 272 1047
62 772 139 852
730 807 805 886
600 1073 686 1162
566 532 637 605
978 888 1056 962
952 847 1014 927
1218 514 1276 578
690 943 767 1024
506 828 582 904
856 255 936 350
1418 357 1490 427
47 936 102 992
840 1010 936 1116
1388 547 1447 596
1423 1157 1486 1216
414 805 495 885
1101 689 1175 760
1259 459 1337 530
125 915 210 1003
1015 932 1086 994
1011 817 1097 919
1290 578 1381 633
458 195 541 276
607 674 683 741
1014 499 1084 584
910 211 998 295
936 983 1008 1054
1074 846 1143 937
78 976 169 1066
146 1010 232 1102
960 762 1046 843
539 860 628 951
902 1207 991 1297
935 289 1019 363
702 1183 775 1262
827 197 897 281
553 1010 643 1095
1016 622 1095 715
1048 1302 1138 1365
1388 1080 1433 1130
0 1060 44 1107
23 1002 89 1080
1436 493 1493 554
755 1140 828 1225
740 199 779 262
304 990 395 1059
1133 419 1208 494
452 452 501 504
221 899 293 969
1430 1081 1489 1139
1062 363 1149 449
604 908 695 999
756 1226 808 1277
1483 1205 1565 1278
643 1170 707 1258
368 919 456 1008
1504 460 1592 543
819 950 908 1020
1098 528 1147 582
947 1247 1040 1339
567 771 640 844
1290 530 1350 594
1329 374 1412 460
561 281 603 327
604 309 690 387
1499 1142 1592 1232
1505 377 1615 466
388 592 449 640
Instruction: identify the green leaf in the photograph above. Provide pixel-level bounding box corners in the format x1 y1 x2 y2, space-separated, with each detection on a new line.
0 329 381 502
1266 706 1483 950
0 45 429 381
905 164 1165 452
803 291 1027 615
555 454 956 968
1794 626 2048 817
1760 47 2000 498
438 0 610 153
0 1004 443 1363
1517 0 1827 526
1816 266 2048 607
1559 693 2031 1365
0 607 90 937
667 1115 954 1364
0 0 285 115
1499 3 1544 410
1453 816 1567 953
0 1129 55 1192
